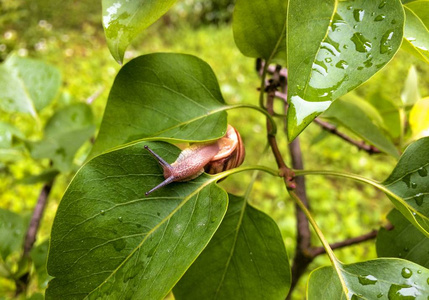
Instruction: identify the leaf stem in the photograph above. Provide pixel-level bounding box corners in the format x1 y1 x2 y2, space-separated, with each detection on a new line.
287 190 349 297
212 165 280 181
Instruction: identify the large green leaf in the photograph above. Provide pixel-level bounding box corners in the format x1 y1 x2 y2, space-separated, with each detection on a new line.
321 98 399 157
376 209 429 268
91 53 228 158
27 103 95 172
0 208 27 260
308 258 429 299
46 141 228 300
402 6 429 64
287 0 404 140
232 0 287 65
0 54 61 116
174 194 291 300
383 137 429 237
102 0 177 63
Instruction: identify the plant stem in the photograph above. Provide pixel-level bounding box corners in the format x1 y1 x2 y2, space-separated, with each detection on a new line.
23 180 54 256
226 104 277 135
288 190 349 297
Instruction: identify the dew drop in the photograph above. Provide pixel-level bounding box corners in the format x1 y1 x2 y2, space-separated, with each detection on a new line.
388 284 419 299
336 60 349 69
404 247 409 252
377 293 384 298
100 210 106 216
347 5 353 10
297 85 304 91
351 32 372 53
358 274 378 285
380 30 394 54
418 167 428 177
417 270 422 274
156 212 161 217
118 216 123 222
343 44 349 49
325 57 332 63
412 212 417 216
353 25 358 29
414 193 424 206
375 14 386 21
411 182 417 189
211 217 217 223
401 267 412 278
391 19 397 25
357 66 364 70
354 9 365 22
379 0 387 9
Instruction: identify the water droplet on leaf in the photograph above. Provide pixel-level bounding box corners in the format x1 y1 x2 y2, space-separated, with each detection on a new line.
100 210 106 215
375 14 386 21
414 193 424 206
118 216 123 222
351 32 372 52
380 30 394 54
417 167 428 177
401 267 413 278
388 284 419 299
377 293 384 298
336 60 349 69
358 274 378 285
379 0 387 9
354 9 365 22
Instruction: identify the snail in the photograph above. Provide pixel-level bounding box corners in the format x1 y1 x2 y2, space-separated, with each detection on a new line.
144 125 245 196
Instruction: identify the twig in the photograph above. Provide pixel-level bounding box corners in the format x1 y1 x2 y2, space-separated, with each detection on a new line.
310 224 393 257
23 181 54 256
314 119 381 154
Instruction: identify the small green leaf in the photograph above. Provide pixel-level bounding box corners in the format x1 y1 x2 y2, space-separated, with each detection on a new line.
308 258 429 299
46 141 228 300
91 53 228 158
377 209 429 268
102 0 177 63
402 7 429 64
383 137 429 237
409 96 429 139
0 208 27 260
401 66 421 107
174 194 291 300
287 0 404 140
321 98 399 157
27 103 95 172
0 54 61 116
232 0 287 65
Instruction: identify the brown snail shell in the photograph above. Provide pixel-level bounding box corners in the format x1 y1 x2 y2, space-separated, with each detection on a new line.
144 125 245 195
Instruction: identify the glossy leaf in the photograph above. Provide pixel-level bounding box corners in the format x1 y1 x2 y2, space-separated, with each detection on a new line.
102 0 177 63
91 53 228 158
0 54 61 116
308 258 429 299
46 141 228 300
0 208 27 260
376 209 429 268
232 0 287 65
321 98 399 157
409 96 429 139
402 6 429 64
174 194 291 300
405 0 429 29
383 137 429 237
27 103 95 172
287 0 404 140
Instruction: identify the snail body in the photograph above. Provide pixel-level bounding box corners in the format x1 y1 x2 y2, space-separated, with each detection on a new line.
145 125 245 195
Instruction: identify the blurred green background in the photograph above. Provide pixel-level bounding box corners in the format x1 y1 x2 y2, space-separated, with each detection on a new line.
1 0 429 298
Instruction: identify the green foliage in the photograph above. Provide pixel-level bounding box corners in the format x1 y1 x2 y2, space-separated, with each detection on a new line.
308 259 429 299
91 53 227 157
286 0 404 140
46 141 227 299
232 0 286 65
377 209 429 268
1 0 429 299
102 0 177 63
174 194 291 299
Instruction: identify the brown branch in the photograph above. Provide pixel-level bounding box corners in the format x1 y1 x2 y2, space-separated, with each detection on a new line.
23 180 53 256
310 224 393 257
314 119 381 154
